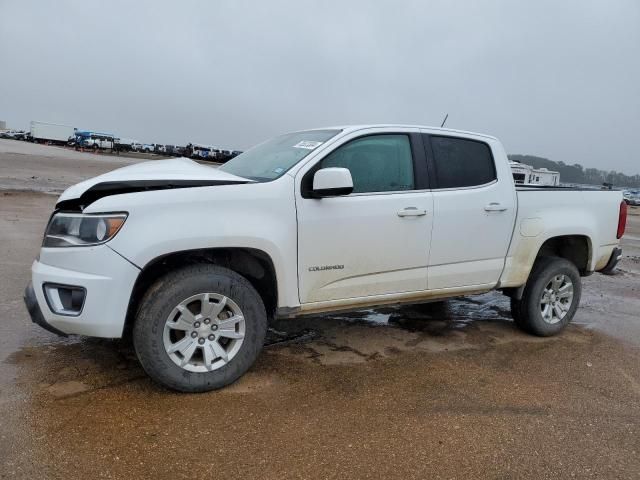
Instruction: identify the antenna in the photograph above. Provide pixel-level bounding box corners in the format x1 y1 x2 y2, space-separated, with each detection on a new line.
440 113 449 128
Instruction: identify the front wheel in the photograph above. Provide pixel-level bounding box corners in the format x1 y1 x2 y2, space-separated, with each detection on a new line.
133 264 267 392
510 256 581 336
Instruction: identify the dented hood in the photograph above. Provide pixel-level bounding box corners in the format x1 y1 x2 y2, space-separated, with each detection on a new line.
57 157 251 209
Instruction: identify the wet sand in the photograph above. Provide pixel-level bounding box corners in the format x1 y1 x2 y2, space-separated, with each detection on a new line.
1 141 639 478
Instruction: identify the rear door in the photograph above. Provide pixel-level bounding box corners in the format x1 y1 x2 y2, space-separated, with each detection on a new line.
422 133 516 289
296 129 433 303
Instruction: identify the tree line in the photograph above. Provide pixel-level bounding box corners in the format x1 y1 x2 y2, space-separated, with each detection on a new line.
508 154 640 188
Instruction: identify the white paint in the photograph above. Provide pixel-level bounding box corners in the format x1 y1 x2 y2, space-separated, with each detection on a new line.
312 167 353 192
520 217 544 237
28 125 624 338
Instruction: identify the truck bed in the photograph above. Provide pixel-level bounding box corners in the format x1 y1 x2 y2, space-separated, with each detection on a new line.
498 188 623 288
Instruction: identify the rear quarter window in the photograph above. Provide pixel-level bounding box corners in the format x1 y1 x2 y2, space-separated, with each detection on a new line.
429 136 496 189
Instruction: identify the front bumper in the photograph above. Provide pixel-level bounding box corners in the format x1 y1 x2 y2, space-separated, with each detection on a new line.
28 245 140 337
24 282 68 337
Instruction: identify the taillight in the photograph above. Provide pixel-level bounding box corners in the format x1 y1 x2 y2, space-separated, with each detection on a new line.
617 201 627 239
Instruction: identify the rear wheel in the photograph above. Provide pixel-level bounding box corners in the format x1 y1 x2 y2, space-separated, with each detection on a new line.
133 264 267 392
510 256 581 336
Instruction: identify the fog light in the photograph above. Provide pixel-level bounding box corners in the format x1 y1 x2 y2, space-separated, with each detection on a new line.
43 284 86 316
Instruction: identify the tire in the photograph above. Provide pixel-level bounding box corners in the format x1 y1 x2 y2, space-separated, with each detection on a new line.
509 296 525 329
510 256 581 337
133 264 267 392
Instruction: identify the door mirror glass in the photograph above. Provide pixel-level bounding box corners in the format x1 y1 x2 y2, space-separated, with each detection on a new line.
312 168 353 197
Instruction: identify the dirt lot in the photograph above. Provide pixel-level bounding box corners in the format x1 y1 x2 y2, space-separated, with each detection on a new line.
1 139 639 479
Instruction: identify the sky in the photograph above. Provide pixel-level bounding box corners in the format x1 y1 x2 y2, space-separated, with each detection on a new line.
1 0 639 174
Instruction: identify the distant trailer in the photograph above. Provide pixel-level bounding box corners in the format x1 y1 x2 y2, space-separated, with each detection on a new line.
30 121 76 145
509 161 533 185
510 161 559 186
531 167 560 186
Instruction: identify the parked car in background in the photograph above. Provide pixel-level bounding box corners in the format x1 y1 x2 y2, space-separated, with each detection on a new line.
187 143 218 160
1 129 28 139
156 145 176 156
172 145 186 156
216 149 234 162
114 138 138 153
141 143 157 153
623 190 640 206
76 131 116 151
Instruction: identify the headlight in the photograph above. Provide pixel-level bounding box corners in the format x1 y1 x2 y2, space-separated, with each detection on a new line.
43 212 127 247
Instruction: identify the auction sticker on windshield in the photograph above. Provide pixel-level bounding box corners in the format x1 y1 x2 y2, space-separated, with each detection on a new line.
293 141 323 149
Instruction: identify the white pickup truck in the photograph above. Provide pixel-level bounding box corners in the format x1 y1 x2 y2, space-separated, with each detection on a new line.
24 125 627 392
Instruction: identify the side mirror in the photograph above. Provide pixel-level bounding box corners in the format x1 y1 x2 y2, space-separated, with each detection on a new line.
312 168 353 197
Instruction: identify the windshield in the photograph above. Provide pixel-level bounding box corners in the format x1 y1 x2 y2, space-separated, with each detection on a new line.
219 129 341 181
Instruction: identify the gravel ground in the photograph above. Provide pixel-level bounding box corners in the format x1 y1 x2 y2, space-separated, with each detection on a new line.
1 139 639 479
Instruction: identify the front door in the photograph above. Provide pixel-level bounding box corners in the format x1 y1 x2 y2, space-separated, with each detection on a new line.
296 131 433 303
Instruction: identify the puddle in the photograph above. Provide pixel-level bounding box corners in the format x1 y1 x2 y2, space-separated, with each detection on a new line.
306 292 512 333
265 327 317 346
264 293 522 366
4 293 517 395
4 290 612 392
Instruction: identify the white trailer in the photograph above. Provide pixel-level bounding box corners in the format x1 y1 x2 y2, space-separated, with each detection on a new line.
510 161 560 186
531 167 560 186
509 161 533 184
30 121 76 145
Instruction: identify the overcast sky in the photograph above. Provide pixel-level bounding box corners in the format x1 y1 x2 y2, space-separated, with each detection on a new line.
1 0 638 174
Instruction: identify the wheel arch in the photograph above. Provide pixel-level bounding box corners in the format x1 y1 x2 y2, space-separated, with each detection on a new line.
535 234 592 275
501 234 592 299
123 247 278 336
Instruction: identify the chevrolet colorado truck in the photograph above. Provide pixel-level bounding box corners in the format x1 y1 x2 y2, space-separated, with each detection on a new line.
24 125 627 392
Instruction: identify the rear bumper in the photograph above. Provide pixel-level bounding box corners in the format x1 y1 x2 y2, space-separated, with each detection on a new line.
599 247 623 274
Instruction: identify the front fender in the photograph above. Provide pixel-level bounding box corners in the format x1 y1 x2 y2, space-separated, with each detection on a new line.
88 178 299 308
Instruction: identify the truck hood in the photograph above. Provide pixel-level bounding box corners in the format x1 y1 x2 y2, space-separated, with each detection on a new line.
57 157 251 210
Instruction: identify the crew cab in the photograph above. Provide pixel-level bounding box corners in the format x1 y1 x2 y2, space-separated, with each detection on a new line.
24 125 627 392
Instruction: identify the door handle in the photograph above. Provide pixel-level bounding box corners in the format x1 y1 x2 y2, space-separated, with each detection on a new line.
484 202 508 212
397 207 427 217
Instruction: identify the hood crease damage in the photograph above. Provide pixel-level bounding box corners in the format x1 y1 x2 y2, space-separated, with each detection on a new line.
56 179 250 211
54 157 251 210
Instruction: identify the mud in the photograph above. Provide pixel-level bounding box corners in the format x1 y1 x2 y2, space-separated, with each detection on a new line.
1 142 640 479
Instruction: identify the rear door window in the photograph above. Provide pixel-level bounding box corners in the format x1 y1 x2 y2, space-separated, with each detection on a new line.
428 136 496 189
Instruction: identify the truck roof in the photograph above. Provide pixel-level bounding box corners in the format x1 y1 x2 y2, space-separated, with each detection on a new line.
300 124 499 141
